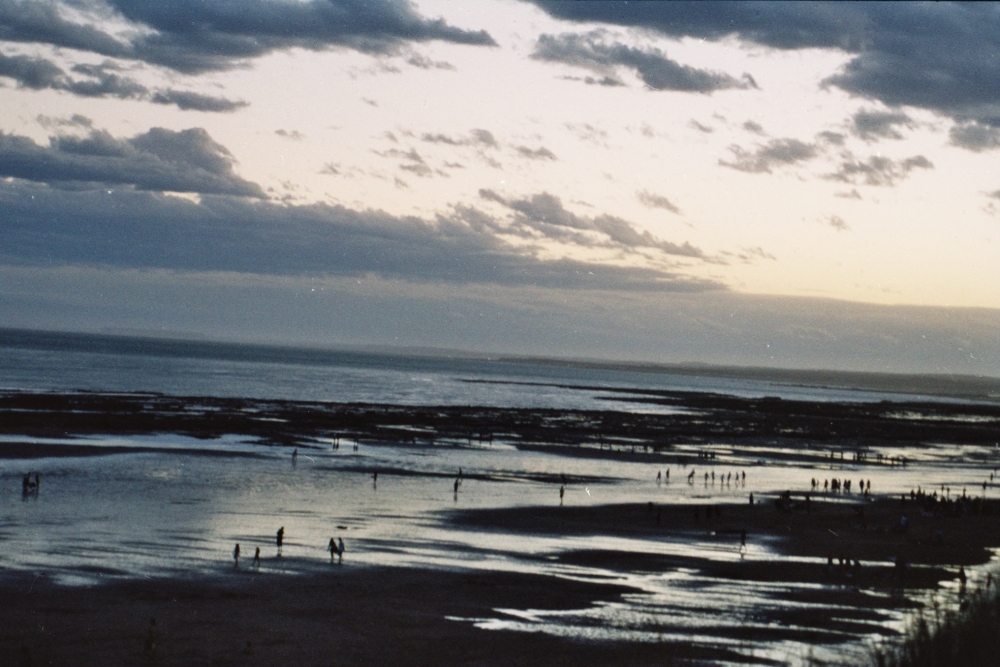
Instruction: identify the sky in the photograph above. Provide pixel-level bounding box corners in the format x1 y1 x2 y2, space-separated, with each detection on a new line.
0 0 999 375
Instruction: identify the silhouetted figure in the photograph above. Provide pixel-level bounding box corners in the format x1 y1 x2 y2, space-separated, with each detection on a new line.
253 547 261 571
739 530 747 556
22 473 30 499
559 485 565 505
292 448 298 466
276 527 284 557
143 618 158 656
233 543 240 569
33 473 39 494
373 472 378 487
337 537 345 564
328 537 337 564
749 493 754 506
656 471 662 485
454 478 460 494
958 565 967 587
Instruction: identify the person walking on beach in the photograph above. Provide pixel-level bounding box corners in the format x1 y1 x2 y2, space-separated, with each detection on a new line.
739 530 747 557
337 537 345 564
292 448 298 466
233 543 240 570
328 537 337 564
559 485 565 505
253 547 261 571
276 527 284 557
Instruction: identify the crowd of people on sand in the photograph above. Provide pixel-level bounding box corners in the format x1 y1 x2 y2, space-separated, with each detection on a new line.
21 472 40 499
231 526 345 571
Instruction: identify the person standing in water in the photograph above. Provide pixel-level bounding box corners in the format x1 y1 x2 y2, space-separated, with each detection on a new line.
337 537 345 564
276 527 284 557
233 543 240 570
559 485 565 505
253 547 261 571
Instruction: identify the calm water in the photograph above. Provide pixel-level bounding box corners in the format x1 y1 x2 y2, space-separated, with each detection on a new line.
0 328 971 410
1 330 997 666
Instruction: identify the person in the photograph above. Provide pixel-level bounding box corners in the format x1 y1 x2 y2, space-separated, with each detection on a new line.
337 537 345 564
749 492 754 506
33 473 39 493
454 478 460 494
276 527 284 557
253 547 261 571
233 543 240 569
559 485 565 505
373 471 378 486
143 618 158 656
739 530 747 556
656 470 662 484
292 448 298 466
328 537 337 564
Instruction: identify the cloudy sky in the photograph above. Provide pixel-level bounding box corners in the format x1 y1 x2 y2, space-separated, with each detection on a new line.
1 0 999 375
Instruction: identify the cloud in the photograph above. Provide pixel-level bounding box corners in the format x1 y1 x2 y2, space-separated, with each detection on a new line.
825 154 933 187
275 129 305 141
560 74 625 87
850 108 912 141
479 189 706 258
532 30 755 93
949 122 1000 152
636 190 680 214
742 120 765 135
0 179 721 292
834 189 862 200
420 128 497 147
720 138 818 174
689 120 714 133
406 53 455 70
826 215 849 231
150 89 247 112
514 145 557 160
0 126 264 197
0 51 245 111
528 3 1000 138
816 131 846 146
0 0 497 74
319 162 340 175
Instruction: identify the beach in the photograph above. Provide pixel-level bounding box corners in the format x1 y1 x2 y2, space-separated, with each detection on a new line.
2 389 1000 665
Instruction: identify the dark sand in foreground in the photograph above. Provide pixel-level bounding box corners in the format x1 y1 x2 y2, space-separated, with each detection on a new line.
4 496 999 666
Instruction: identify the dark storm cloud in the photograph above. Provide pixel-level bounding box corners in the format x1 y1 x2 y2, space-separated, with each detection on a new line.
479 189 706 259
528 2 1000 140
532 31 754 93
636 190 680 214
850 109 912 141
0 0 496 74
0 179 721 292
720 138 818 174
825 154 933 187
0 127 264 197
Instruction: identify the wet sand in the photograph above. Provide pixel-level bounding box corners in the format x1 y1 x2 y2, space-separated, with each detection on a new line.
0 567 743 667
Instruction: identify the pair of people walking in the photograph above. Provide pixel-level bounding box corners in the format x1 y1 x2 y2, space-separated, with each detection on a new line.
328 537 345 564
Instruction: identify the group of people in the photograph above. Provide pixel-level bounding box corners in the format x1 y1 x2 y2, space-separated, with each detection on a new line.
231 526 345 570
813 477 873 496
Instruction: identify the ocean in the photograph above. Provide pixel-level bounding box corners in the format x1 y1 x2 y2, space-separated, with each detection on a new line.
0 328 974 410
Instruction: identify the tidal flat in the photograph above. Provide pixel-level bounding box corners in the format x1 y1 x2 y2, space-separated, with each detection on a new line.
1 390 999 666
